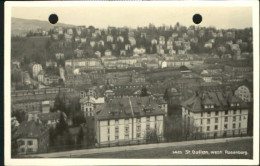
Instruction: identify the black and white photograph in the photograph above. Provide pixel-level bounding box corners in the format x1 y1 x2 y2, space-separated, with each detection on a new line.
4 1 259 165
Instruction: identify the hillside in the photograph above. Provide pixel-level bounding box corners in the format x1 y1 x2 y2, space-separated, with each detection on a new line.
11 17 75 36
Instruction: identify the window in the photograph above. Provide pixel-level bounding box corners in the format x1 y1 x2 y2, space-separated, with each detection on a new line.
108 120 110 126
137 133 141 138
240 110 242 114
215 118 218 123
201 119 203 125
115 127 119 133
19 140 25 146
233 116 236 122
225 117 228 122
207 119 210 124
146 117 150 122
107 128 110 134
136 118 141 123
239 123 241 128
215 125 218 130
239 116 241 121
125 134 129 139
115 120 119 126
207 126 210 131
115 136 119 140
146 124 150 130
233 110 236 114
27 141 33 145
137 126 141 132
21 148 25 152
108 136 110 141
233 123 236 129
201 112 203 117
125 127 129 133
225 110 228 115
224 124 228 129
207 112 211 117
215 111 219 116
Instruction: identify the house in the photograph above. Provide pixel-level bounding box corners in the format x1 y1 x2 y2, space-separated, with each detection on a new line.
37 70 45 82
14 121 49 154
52 34 58 40
95 97 167 146
151 39 158 45
67 28 73 35
169 49 176 55
104 90 115 99
181 90 249 137
175 41 182 47
117 36 124 42
120 50 126 56
44 75 60 85
55 53 64 60
80 87 98 99
74 48 84 58
80 96 105 117
172 33 178 38
95 51 102 58
46 61 57 68
90 41 96 47
98 40 105 46
133 47 146 55
75 37 80 42
81 38 87 43
234 83 253 102
64 33 73 42
129 37 136 46
159 36 165 45
38 111 65 127
31 63 43 78
204 43 213 49
125 44 131 50
107 35 113 42
105 50 112 56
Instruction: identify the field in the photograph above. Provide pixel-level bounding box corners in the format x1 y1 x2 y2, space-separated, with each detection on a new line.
75 139 253 159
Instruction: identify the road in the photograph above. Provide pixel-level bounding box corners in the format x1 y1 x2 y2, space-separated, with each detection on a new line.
26 136 252 158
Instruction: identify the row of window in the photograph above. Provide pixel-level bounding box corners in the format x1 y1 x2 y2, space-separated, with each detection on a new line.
18 140 34 146
201 116 243 125
107 117 156 126
206 123 241 131
200 110 243 117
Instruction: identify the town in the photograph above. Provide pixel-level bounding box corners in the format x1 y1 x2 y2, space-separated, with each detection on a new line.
11 22 253 157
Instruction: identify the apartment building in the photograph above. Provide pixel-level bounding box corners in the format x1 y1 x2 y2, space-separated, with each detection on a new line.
181 90 249 137
95 97 167 146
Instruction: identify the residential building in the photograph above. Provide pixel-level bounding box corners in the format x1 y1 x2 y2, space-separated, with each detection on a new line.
55 53 64 60
105 50 112 56
80 96 105 117
234 84 253 102
181 90 249 137
95 97 167 146
31 63 42 78
15 121 49 154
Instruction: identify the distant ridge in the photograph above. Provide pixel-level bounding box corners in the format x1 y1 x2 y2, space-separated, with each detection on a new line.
12 17 75 36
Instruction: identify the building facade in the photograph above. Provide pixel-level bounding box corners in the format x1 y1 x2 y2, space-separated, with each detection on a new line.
181 90 249 138
95 97 167 146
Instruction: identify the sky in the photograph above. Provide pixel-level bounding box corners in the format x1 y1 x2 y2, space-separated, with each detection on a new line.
12 6 252 29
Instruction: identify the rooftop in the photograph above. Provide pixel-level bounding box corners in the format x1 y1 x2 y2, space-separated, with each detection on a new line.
95 97 165 120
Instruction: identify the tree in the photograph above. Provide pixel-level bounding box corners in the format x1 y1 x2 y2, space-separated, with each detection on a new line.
140 86 148 97
77 127 84 145
144 129 160 143
56 112 68 136
11 110 26 123
163 88 170 102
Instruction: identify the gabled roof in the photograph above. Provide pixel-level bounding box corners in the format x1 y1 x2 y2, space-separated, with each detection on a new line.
14 121 49 139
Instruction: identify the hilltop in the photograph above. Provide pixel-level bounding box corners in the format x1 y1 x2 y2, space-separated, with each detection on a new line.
12 17 75 36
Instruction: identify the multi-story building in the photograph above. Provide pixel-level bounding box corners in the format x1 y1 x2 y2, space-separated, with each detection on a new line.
181 90 249 137
80 96 105 117
95 97 167 146
31 63 42 78
234 84 253 103
15 121 49 154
